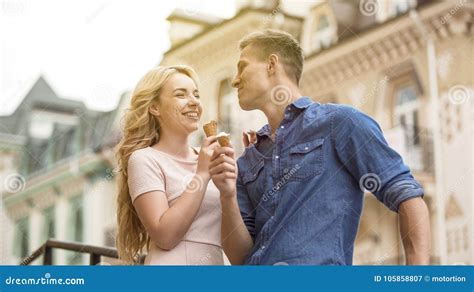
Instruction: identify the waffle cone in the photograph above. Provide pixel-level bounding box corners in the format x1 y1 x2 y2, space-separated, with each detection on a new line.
217 132 230 147
203 120 217 137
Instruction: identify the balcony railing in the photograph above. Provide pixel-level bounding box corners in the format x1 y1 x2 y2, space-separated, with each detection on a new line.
385 126 434 175
20 239 145 265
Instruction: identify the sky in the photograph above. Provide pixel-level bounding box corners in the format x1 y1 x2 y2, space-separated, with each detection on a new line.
0 0 237 115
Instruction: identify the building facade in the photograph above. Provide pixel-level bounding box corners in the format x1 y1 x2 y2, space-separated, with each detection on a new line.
0 77 124 264
160 0 474 264
1 0 472 265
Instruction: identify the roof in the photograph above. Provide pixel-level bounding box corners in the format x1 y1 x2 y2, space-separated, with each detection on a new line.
305 0 436 60
163 6 304 56
166 8 225 26
0 76 120 175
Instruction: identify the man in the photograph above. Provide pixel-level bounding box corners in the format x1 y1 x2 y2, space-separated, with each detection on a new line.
209 29 430 265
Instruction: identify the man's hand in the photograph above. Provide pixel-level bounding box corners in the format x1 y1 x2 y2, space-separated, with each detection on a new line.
209 146 237 196
242 130 257 148
398 197 431 265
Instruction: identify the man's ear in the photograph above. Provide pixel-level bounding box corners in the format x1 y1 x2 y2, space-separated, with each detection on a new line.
149 103 160 116
267 54 279 75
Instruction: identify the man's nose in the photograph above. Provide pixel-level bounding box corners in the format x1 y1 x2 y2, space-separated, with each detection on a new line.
231 75 240 88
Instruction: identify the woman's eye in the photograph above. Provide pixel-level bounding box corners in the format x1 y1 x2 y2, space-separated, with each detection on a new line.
194 94 200 99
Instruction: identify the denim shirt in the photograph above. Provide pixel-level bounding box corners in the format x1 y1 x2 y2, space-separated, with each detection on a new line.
236 97 424 265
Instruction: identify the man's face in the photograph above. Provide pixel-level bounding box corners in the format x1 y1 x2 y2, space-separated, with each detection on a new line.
232 45 271 111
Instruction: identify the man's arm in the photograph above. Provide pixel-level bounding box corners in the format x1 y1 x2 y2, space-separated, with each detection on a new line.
209 146 254 265
332 106 431 265
220 194 254 265
398 197 431 265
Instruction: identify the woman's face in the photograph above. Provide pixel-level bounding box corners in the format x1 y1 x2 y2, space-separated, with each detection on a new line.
153 72 202 135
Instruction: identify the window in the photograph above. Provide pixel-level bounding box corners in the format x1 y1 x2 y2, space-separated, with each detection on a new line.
393 83 422 170
70 195 83 242
26 110 79 174
13 217 29 259
41 206 55 243
376 0 416 22
67 195 84 264
25 138 49 174
52 125 77 162
394 0 410 16
312 15 334 51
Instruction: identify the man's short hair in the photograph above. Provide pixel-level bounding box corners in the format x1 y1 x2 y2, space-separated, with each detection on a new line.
239 29 304 84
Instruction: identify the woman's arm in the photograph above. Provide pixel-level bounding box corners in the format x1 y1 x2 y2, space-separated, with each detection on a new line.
130 136 218 251
133 171 210 251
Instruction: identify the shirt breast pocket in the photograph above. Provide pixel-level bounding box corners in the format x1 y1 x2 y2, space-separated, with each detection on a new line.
287 138 324 181
241 159 265 206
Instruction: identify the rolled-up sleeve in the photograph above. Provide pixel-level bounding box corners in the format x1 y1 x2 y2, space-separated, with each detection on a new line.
236 167 256 239
333 106 424 212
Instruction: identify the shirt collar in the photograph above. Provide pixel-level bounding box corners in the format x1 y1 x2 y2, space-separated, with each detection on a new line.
291 96 313 110
256 124 271 138
255 97 314 141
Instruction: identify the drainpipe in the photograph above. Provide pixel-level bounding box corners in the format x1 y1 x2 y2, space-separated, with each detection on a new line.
409 9 447 264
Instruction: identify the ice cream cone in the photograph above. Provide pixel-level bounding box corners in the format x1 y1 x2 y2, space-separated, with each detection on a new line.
203 120 217 137
216 132 231 147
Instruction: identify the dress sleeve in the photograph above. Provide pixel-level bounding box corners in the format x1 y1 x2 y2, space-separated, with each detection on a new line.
127 150 166 203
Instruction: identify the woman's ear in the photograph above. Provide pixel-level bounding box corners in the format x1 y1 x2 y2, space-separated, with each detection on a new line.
149 103 160 116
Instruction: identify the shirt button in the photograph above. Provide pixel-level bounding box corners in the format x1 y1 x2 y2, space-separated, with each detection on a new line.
281 125 284 129
304 146 309 151
271 216 274 220
283 168 288 173
275 156 279 159
261 246 265 250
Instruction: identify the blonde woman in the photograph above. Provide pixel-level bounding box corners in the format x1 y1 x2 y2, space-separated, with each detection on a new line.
116 65 229 265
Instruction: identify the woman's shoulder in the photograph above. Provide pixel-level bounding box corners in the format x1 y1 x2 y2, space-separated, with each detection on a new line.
129 147 162 164
130 147 152 158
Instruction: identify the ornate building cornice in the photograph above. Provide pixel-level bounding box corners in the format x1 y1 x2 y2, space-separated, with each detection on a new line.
302 2 473 96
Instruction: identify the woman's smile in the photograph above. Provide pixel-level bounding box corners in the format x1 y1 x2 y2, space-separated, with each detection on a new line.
182 110 200 121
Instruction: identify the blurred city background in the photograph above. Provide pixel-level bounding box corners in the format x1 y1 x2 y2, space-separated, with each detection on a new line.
0 0 473 265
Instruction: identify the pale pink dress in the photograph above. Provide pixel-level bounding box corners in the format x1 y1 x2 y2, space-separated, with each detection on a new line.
127 147 224 265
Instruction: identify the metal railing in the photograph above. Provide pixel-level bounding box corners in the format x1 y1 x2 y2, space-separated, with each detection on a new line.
19 239 145 265
404 127 435 175
386 126 434 175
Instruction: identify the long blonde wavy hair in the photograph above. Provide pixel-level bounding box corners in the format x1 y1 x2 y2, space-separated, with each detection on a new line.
115 65 199 263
